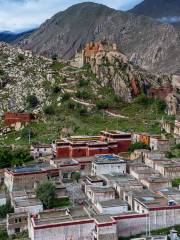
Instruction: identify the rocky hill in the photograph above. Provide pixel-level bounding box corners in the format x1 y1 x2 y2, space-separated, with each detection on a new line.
0 42 174 144
130 0 180 22
17 2 180 74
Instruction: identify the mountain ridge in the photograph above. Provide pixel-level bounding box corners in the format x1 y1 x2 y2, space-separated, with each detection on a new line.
129 0 180 22
16 2 180 74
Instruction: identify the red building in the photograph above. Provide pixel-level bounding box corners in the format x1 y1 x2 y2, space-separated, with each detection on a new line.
53 131 132 159
148 85 173 99
4 112 35 126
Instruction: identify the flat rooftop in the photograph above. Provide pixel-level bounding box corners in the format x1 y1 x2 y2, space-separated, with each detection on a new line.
34 207 91 226
14 198 42 208
8 163 57 174
101 173 137 182
143 176 170 183
86 175 104 182
157 187 180 196
89 186 115 193
94 154 126 164
101 130 131 135
53 159 79 166
99 199 128 208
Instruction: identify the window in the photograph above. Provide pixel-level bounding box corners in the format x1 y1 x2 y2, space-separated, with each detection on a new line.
19 218 21 223
15 228 20 234
15 219 18 223
81 165 85 170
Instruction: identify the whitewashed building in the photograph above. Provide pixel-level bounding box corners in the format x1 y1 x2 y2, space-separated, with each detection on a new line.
96 199 128 214
91 154 126 176
30 144 52 159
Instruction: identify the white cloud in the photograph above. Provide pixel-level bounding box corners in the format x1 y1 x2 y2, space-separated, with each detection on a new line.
0 0 143 32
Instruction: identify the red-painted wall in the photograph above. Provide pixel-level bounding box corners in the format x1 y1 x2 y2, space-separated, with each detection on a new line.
87 148 109 157
56 147 70 158
70 147 87 158
4 112 34 126
117 140 131 152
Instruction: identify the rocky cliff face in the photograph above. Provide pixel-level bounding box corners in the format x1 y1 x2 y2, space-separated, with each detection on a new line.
89 50 171 102
17 2 180 74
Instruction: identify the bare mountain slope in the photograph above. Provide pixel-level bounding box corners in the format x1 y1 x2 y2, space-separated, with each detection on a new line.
17 2 180 74
130 0 180 21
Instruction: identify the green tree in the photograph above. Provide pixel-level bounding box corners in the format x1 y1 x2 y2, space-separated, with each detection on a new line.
0 147 33 168
0 148 12 168
12 148 33 166
26 95 39 108
128 142 150 153
36 181 56 209
72 172 81 183
0 200 14 218
0 229 8 240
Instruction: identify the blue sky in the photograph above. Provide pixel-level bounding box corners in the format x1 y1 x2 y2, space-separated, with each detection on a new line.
0 0 143 32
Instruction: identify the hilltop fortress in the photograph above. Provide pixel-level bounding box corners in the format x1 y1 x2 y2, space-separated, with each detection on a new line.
70 40 119 68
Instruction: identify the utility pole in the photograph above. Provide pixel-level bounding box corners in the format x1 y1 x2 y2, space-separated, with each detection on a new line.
28 128 31 143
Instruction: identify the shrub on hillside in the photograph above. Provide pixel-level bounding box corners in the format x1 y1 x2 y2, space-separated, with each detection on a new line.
75 90 90 100
79 107 88 115
26 95 39 108
96 100 109 110
43 105 55 115
135 94 153 105
17 54 25 61
62 92 70 102
53 85 61 94
156 99 166 111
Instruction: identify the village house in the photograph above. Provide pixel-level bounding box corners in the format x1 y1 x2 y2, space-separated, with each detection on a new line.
74 156 94 176
7 212 28 236
101 173 143 198
91 154 126 176
30 143 52 159
154 160 180 179
83 175 104 194
13 197 43 214
50 158 80 181
4 163 58 192
150 137 171 151
86 185 115 204
144 156 168 169
140 176 171 191
10 190 36 205
129 163 160 181
96 199 128 215
28 207 118 240
123 189 167 213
